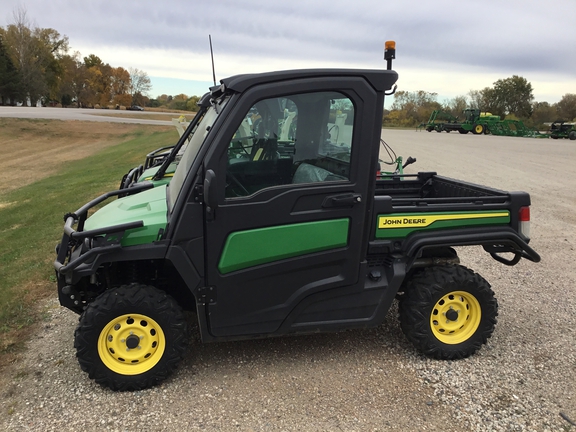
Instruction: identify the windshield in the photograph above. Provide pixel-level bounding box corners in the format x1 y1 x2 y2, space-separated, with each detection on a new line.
168 98 227 209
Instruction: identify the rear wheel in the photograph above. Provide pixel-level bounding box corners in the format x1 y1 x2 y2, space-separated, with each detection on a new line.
569 131 576 140
472 124 484 134
75 284 190 391
399 265 498 359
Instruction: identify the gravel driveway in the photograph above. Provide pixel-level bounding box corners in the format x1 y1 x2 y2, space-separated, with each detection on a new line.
1 130 574 431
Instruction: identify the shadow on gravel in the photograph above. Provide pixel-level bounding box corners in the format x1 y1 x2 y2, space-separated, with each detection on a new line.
170 301 416 384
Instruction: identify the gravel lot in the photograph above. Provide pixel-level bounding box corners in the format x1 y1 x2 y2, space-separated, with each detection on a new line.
1 130 575 431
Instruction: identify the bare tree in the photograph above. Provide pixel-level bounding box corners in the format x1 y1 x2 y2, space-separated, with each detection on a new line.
129 67 152 106
3 6 68 105
4 6 39 104
443 95 468 119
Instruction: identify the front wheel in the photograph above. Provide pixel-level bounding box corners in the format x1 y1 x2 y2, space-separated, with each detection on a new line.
399 265 498 359
74 284 190 391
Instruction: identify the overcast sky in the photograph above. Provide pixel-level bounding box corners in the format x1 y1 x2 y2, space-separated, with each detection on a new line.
2 0 575 106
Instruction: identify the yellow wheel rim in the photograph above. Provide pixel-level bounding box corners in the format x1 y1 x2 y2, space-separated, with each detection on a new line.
430 291 481 344
98 314 165 375
475 125 483 134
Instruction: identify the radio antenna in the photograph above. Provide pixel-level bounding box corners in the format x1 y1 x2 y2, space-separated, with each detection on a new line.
209 35 216 86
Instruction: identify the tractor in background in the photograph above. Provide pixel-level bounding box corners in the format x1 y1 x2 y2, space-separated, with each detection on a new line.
420 109 545 138
549 120 576 140
420 109 500 135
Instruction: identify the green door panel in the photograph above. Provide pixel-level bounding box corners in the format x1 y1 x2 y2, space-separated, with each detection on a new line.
218 218 350 274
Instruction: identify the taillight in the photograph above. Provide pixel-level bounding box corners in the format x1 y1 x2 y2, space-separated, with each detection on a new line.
519 206 530 240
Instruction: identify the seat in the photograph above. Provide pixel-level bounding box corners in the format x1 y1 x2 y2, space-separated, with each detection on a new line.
292 163 346 184
251 138 278 161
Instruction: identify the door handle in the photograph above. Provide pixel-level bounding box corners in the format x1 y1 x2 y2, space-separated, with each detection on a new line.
322 193 362 208
204 169 217 214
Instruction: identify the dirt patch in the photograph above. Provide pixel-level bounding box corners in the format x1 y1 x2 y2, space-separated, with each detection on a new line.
0 118 172 193
0 277 53 369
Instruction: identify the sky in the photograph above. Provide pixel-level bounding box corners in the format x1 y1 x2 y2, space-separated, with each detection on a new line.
1 0 575 108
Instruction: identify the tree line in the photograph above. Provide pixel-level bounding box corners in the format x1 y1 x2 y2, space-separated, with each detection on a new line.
0 7 153 108
384 75 576 129
149 94 201 112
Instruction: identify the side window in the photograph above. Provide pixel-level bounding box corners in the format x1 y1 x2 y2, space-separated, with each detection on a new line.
225 92 355 198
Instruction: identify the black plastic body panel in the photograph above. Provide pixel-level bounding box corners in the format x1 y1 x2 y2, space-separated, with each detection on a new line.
192 75 387 338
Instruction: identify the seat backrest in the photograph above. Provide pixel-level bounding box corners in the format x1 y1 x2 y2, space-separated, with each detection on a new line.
252 138 278 161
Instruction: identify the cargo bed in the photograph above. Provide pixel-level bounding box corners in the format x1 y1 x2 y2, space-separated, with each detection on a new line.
370 172 538 264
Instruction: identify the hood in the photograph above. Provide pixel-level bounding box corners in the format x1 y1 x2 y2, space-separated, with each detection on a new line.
137 163 178 187
84 185 168 247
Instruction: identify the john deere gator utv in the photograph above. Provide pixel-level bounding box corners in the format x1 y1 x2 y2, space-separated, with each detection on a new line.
54 41 540 391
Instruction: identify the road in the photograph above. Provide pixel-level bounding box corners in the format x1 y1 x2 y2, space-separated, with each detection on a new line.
0 106 173 125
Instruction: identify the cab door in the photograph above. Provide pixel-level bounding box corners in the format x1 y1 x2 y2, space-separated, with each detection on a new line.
202 77 381 337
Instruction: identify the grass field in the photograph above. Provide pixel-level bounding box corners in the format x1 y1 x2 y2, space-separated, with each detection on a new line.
0 119 177 353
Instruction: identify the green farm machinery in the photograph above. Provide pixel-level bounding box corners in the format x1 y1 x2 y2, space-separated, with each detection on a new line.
485 119 545 138
420 109 545 138
421 109 500 135
420 110 457 132
549 121 576 140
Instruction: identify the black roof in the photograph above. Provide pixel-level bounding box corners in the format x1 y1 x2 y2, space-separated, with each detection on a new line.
218 69 398 94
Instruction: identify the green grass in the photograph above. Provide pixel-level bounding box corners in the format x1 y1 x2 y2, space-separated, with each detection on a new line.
0 129 176 334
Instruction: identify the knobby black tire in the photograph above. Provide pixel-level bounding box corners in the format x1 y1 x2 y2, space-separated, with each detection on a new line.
74 284 190 391
399 265 498 360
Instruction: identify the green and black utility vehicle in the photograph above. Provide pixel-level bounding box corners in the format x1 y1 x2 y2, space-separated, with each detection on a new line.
54 42 540 391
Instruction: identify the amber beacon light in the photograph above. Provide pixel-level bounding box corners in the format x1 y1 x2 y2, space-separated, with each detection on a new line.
384 41 396 70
